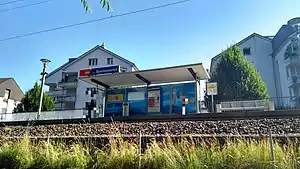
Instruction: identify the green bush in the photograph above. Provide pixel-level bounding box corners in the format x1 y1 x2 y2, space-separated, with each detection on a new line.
0 136 298 169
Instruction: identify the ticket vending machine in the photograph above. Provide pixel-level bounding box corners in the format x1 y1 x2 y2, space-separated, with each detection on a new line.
147 89 161 113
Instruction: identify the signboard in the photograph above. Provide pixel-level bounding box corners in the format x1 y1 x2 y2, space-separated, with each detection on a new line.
207 82 217 95
91 65 120 76
79 69 92 77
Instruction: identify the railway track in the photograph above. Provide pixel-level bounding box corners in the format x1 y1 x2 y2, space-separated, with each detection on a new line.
1 109 300 126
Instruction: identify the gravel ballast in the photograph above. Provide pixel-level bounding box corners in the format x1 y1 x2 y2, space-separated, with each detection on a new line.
1 118 300 137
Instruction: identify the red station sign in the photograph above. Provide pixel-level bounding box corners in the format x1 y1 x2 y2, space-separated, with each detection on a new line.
79 69 92 77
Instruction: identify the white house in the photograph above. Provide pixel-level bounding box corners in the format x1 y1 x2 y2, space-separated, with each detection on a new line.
210 17 300 108
0 78 24 113
45 44 138 111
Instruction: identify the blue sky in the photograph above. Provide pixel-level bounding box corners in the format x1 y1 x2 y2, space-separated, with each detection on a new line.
0 0 299 92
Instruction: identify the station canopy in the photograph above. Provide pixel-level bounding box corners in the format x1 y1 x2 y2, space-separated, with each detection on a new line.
79 63 210 88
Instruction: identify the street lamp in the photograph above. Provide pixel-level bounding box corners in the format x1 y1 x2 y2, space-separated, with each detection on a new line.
37 58 51 120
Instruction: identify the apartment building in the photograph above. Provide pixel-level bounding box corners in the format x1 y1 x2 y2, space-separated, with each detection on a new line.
210 17 300 108
45 44 138 110
0 78 24 113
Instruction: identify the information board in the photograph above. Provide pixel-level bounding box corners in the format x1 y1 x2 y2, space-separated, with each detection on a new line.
207 82 218 95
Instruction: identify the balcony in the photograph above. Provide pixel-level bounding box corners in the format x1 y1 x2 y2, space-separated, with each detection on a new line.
285 43 300 65
58 79 78 88
54 102 65 110
48 88 66 96
55 95 76 102
289 75 300 89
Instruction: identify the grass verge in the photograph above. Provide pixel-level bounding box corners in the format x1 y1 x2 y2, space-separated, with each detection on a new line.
0 136 298 169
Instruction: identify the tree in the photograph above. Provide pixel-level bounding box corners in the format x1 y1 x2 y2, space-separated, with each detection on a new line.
81 0 111 12
205 45 269 110
14 82 54 112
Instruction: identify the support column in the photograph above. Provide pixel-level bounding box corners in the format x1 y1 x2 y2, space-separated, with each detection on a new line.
102 88 107 117
146 84 149 115
199 80 201 113
195 80 200 114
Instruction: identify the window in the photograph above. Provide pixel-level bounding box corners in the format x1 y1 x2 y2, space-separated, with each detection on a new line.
88 58 98 66
107 58 113 65
4 89 10 100
121 67 127 72
86 87 97 94
243 47 251 55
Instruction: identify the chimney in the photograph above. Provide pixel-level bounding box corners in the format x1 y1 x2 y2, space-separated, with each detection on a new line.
68 58 77 62
100 43 106 49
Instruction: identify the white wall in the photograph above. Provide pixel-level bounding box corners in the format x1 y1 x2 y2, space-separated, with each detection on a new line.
0 97 20 113
274 36 295 98
45 69 63 85
75 79 104 109
65 48 133 73
238 36 276 97
7 99 19 113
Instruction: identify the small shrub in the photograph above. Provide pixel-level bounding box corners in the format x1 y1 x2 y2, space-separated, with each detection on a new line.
0 137 33 169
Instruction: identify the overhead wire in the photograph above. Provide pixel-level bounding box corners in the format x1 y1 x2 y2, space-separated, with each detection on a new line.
0 0 54 13
0 0 191 42
0 0 22 6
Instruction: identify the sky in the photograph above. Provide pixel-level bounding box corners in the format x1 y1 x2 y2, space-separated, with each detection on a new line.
0 0 300 92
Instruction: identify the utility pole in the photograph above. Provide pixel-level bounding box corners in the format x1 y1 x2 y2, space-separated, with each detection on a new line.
37 58 51 120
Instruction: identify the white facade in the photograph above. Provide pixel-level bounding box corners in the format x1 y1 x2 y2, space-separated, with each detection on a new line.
0 78 24 114
45 44 138 110
274 30 300 108
210 17 300 108
0 97 21 114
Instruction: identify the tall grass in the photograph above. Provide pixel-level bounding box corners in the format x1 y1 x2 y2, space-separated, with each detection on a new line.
0 136 299 169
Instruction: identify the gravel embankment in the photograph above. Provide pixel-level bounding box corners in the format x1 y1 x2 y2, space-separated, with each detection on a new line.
1 118 300 137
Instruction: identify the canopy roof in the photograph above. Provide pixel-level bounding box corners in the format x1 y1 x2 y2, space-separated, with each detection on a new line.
80 63 210 88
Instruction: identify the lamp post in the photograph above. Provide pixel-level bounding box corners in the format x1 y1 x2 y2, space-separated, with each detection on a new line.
37 58 51 120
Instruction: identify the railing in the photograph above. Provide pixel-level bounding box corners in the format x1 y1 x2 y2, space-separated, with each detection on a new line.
56 95 76 102
289 75 300 84
0 110 85 122
206 97 298 113
48 88 65 96
216 100 274 113
58 79 78 88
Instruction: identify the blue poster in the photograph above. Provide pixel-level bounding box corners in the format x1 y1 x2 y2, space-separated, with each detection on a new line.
161 85 171 114
105 89 124 116
171 83 196 114
127 87 147 116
